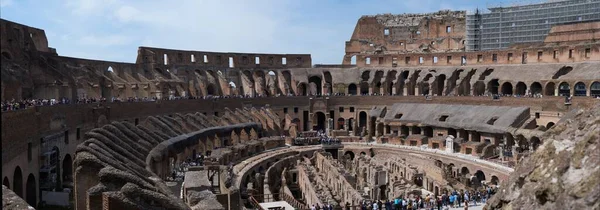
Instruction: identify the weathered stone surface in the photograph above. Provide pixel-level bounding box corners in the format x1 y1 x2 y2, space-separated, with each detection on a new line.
487 104 600 210
2 186 34 210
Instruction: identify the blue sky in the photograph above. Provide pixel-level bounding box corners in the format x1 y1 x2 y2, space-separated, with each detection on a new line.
0 0 492 64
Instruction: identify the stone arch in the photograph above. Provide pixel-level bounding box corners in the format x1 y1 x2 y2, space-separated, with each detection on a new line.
501 82 513 95
545 82 556 96
435 74 446 96
206 84 216 96
546 122 555 129
490 175 499 185
360 151 367 156
400 125 409 136
473 81 485 96
360 82 369 95
376 122 384 136
348 83 357 95
460 167 470 177
308 76 322 95
591 82 600 97
373 82 382 95
359 111 367 128
297 83 307 96
574 82 587 96
516 135 529 151
3 177 9 189
26 173 36 207
337 118 345 130
448 128 457 138
530 82 542 95
412 126 421 135
558 82 570 96
13 166 23 197
63 154 73 184
314 112 326 131
530 136 541 150
515 82 527 96
474 170 486 181
488 79 500 95
344 151 355 161
423 126 433 137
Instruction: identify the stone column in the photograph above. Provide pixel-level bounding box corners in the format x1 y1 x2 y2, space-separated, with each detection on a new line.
403 87 408 96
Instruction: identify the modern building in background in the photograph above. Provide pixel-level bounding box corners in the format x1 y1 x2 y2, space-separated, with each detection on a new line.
466 0 600 51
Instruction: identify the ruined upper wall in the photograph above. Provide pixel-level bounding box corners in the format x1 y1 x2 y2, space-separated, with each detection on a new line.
345 10 467 58
0 19 53 55
136 47 312 69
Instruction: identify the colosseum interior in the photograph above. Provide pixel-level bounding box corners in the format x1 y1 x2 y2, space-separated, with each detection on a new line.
1 4 600 210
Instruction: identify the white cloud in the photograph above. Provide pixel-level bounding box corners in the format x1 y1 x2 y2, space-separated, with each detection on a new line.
114 5 140 23
0 0 13 7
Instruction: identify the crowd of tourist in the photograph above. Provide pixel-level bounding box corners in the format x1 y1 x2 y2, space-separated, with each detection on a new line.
168 154 205 182
4 90 592 112
349 186 498 210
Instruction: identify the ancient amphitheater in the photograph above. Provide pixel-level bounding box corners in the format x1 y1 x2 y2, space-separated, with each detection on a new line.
2 2 600 210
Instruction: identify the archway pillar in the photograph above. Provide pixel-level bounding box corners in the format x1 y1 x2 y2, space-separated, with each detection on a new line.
403 87 408 96
554 87 559 96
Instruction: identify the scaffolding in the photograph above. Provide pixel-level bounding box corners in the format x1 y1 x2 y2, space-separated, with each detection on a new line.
466 0 600 51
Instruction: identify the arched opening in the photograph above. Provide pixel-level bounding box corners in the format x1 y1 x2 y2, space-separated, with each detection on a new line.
515 82 527 96
376 123 384 136
448 128 457 138
546 122 555 129
379 185 387 200
400 125 409 136
412 126 421 135
574 82 587 96
545 82 556 96
473 81 485 96
474 170 486 182
308 76 322 96
206 84 216 96
373 82 382 95
530 136 541 150
530 82 542 95
491 176 499 186
337 118 345 130
461 167 470 177
26 174 36 207
348 83 357 95
501 82 513 95
297 83 307 96
420 82 430 96
344 151 355 161
559 82 570 96
488 79 500 95
435 74 446 96
434 186 439 196
360 82 369 95
13 166 23 197
348 118 354 131
360 152 366 156
63 154 73 186
387 82 394 95
315 112 326 131
359 111 367 128
3 177 9 189
591 82 600 97
423 126 433 137
350 55 356 65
